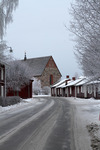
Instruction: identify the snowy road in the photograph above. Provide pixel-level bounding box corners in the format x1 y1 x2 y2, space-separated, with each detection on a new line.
0 97 72 150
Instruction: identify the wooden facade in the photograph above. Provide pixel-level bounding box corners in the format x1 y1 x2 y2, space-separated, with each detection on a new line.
7 80 33 99
51 76 70 97
0 63 5 97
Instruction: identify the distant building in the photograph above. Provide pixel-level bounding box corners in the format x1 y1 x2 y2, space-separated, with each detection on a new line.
22 55 62 87
51 76 100 99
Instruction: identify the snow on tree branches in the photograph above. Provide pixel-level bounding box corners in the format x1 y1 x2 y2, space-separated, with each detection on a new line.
0 0 19 39
0 0 19 63
6 60 33 92
70 0 100 80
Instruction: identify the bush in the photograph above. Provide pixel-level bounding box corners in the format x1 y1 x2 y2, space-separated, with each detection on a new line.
42 86 51 95
0 96 21 107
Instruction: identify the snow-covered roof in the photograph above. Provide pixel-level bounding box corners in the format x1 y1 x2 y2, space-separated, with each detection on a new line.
21 56 51 76
86 80 100 85
67 77 85 87
56 82 66 88
76 78 88 86
76 78 100 86
51 78 70 88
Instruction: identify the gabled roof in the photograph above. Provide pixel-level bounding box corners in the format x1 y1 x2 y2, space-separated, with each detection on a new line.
21 56 51 76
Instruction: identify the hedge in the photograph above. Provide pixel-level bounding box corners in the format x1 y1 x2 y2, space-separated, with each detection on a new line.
0 96 21 107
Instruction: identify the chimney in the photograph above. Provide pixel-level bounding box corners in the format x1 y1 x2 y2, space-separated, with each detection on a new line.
66 75 69 79
66 75 70 85
24 52 27 61
72 77 76 81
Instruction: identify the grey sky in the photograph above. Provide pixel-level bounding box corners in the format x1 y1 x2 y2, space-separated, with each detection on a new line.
5 0 82 79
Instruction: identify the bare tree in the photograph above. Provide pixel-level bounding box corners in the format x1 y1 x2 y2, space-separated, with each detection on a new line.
70 0 100 80
6 60 33 93
0 0 19 39
33 78 42 95
0 0 19 62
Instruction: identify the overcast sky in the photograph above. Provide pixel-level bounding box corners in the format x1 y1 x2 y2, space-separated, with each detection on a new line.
5 0 82 79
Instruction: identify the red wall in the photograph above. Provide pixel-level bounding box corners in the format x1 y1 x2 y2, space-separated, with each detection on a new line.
7 81 33 99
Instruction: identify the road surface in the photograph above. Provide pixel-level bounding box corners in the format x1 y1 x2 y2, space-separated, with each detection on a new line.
0 97 74 150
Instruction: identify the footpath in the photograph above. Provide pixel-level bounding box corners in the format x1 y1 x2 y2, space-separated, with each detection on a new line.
66 97 100 150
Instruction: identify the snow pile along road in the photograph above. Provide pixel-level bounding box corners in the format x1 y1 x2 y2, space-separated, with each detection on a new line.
0 98 46 113
87 123 100 150
66 97 100 150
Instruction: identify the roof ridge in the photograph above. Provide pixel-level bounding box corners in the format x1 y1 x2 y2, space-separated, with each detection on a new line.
22 55 52 61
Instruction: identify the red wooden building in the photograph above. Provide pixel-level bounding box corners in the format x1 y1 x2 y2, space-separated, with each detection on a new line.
0 63 5 97
7 80 33 99
51 75 70 97
51 76 100 99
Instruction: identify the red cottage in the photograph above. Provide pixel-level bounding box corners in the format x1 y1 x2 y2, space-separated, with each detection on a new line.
66 77 85 97
51 76 70 97
0 63 5 97
7 80 33 99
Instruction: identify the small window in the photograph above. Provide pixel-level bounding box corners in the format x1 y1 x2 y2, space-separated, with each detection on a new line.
81 86 84 93
50 75 53 85
1 86 3 97
60 88 62 94
88 85 92 94
77 87 79 94
1 68 4 80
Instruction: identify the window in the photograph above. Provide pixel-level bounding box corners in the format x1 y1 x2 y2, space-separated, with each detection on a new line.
81 86 84 93
1 86 3 97
60 88 62 94
1 68 4 80
77 87 79 94
97 84 100 94
65 88 68 94
88 85 92 94
50 75 53 85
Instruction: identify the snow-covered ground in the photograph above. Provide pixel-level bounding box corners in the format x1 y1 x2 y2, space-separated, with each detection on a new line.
0 98 46 114
1 96 100 149
67 97 100 150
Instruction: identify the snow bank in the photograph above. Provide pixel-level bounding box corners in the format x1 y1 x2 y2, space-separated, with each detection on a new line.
0 98 46 114
66 97 100 150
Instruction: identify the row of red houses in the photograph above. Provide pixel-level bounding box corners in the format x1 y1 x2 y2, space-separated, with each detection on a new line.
51 76 100 99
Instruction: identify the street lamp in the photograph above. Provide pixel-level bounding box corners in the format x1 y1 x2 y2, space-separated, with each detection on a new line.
5 46 13 97
7 46 13 53
9 47 13 53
